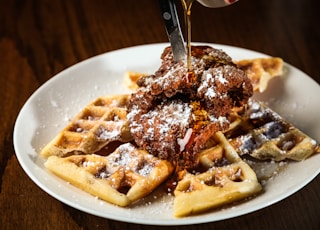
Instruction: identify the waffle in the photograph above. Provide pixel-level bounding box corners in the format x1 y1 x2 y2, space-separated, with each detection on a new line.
235 57 283 93
45 143 174 206
173 131 262 217
226 99 320 161
40 95 133 157
123 71 149 90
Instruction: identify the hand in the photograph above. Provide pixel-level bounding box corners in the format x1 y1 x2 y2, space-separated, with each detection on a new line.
197 0 239 8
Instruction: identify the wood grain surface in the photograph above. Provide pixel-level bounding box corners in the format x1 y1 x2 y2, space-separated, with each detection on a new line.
1 0 319 229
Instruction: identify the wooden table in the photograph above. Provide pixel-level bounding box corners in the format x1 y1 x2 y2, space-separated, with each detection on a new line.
1 0 319 229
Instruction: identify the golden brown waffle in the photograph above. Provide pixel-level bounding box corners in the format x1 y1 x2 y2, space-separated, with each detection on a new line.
173 131 262 217
123 71 149 90
226 99 320 161
235 57 283 93
40 94 133 157
45 143 174 206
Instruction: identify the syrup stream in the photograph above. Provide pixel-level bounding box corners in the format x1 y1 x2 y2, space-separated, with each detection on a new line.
181 0 195 71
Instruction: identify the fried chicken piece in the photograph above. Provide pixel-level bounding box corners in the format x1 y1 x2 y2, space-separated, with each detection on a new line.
128 99 192 162
127 46 253 171
136 46 235 99
197 64 253 117
128 98 230 169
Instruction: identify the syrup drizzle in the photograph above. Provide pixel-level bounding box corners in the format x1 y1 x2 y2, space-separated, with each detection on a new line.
181 0 195 71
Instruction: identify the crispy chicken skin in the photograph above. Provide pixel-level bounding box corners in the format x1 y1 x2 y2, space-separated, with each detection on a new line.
127 46 253 170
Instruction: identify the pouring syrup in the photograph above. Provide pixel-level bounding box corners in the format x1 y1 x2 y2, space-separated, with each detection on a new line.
180 0 239 71
181 0 195 72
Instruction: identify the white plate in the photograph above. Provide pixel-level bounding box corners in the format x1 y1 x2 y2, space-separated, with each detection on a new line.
13 43 320 225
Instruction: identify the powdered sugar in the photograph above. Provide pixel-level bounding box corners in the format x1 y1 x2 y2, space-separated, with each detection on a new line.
198 68 230 100
217 71 229 84
96 121 123 140
210 115 229 127
107 143 156 177
128 100 193 144
82 160 97 167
